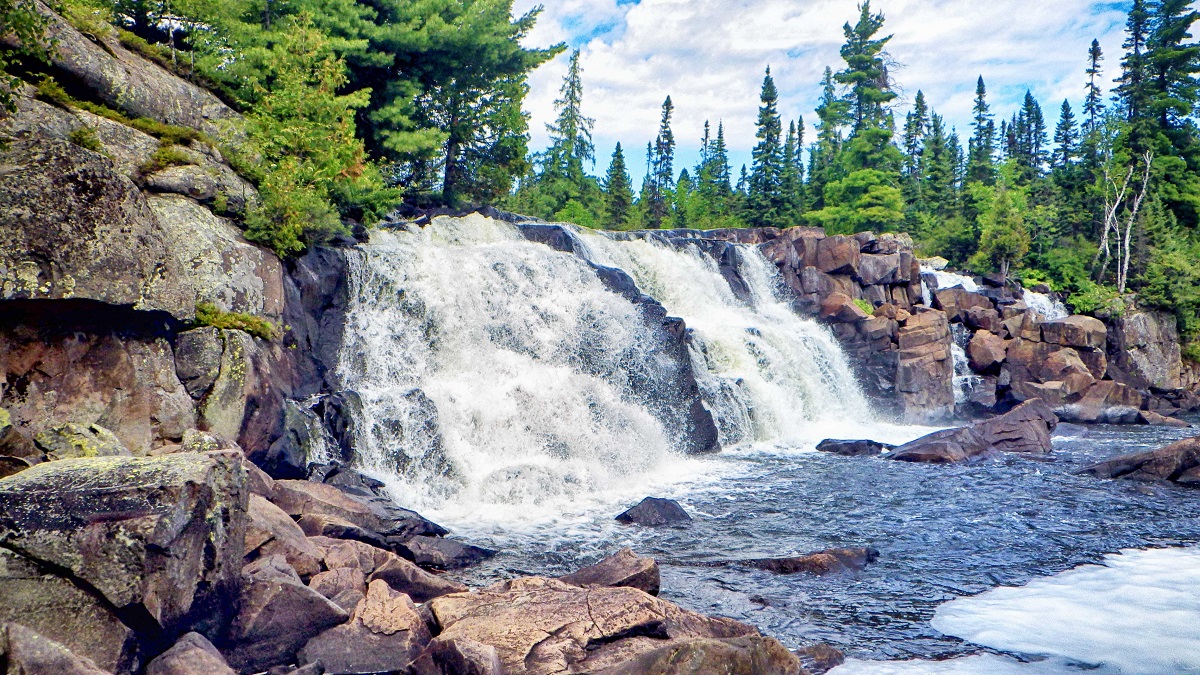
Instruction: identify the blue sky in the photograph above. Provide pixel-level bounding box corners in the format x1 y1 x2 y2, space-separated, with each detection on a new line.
513 0 1136 186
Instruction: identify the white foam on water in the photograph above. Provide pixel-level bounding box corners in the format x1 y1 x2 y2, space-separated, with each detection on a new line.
924 267 980 293
837 547 1200 675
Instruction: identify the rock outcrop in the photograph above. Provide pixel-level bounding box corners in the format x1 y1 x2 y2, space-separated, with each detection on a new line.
1081 437 1200 486
888 400 1058 463
558 548 661 596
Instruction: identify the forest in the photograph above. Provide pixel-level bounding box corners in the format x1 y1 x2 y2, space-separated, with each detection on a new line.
1 0 1199 352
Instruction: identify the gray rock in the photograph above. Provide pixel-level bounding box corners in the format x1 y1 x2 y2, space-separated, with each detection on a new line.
815 439 894 457
0 622 115 675
396 535 496 570
1107 311 1183 390
145 632 235 675
615 497 693 527
558 548 660 596
297 580 432 674
409 637 503 675
32 422 130 460
175 328 225 399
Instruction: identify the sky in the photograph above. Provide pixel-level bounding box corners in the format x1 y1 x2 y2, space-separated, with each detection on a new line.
511 0 1135 186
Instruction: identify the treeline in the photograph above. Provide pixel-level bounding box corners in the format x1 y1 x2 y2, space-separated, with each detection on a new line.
1 0 562 254
505 1 1200 351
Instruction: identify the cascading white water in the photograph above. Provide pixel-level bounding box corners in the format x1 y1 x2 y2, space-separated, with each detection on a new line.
336 215 876 521
580 231 872 446
923 266 980 293
1022 289 1069 320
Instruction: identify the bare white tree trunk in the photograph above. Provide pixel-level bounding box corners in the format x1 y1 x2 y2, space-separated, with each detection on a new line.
1117 151 1154 293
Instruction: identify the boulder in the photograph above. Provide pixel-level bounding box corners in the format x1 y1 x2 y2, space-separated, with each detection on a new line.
0 453 247 642
800 266 835 296
814 439 894 457
410 637 504 675
224 555 349 673
245 494 324 578
819 292 869 323
297 513 389 549
795 643 846 675
964 306 1004 334
895 310 955 421
0 547 137 673
558 548 661 596
816 235 861 276
1107 311 1183 390
271 480 447 544
0 138 190 316
308 567 366 605
144 163 259 215
1041 315 1107 350
32 422 130 460
368 555 470 603
0 622 113 675
857 253 901 285
1080 437 1200 485
967 331 1008 373
175 328 225 399
888 426 992 463
297 579 432 674
974 399 1057 454
145 632 235 675
933 288 993 322
1138 410 1191 428
743 547 878 575
396 535 496 570
427 576 781 675
599 636 802 675
615 497 693 527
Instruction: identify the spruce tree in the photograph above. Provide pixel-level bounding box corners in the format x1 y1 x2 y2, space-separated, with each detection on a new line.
647 97 675 229
781 120 806 225
543 50 595 183
967 76 997 184
749 67 785 226
810 66 850 209
836 1 896 132
1117 0 1154 151
711 122 733 197
604 143 634 229
1146 0 1200 137
1084 39 1106 134
1053 100 1078 170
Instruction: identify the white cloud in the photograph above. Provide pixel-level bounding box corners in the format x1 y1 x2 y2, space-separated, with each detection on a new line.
515 0 1132 178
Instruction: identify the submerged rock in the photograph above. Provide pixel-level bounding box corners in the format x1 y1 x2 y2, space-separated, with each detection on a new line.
743 547 879 576
795 643 846 674
815 439 894 457
1080 437 1200 486
615 497 693 526
558 548 661 596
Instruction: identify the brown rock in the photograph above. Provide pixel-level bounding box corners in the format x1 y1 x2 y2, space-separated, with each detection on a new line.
800 266 835 296
795 643 846 675
369 555 470 603
410 637 504 675
397 535 496 570
271 480 445 542
816 235 861 275
965 306 1003 333
1081 437 1200 485
224 555 350 673
933 287 993 322
888 426 992 463
857 253 901 285
559 548 661 596
819 293 869 323
428 577 766 675
744 547 878 575
1138 411 1192 428
297 579 432 675
1041 315 1107 350
309 567 366 602
0 622 113 675
145 632 234 675
600 636 802 675
615 497 693 526
974 399 1058 454
246 494 324 578
297 512 388 549
968 330 1008 373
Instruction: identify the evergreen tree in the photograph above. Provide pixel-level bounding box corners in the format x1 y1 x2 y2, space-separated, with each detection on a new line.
922 113 956 215
711 122 733 196
1146 0 1200 141
1117 0 1154 151
748 67 785 226
646 97 675 228
780 120 806 225
1053 100 1078 170
603 143 634 229
968 76 997 184
542 50 595 185
836 1 896 132
809 66 851 209
1084 39 1106 135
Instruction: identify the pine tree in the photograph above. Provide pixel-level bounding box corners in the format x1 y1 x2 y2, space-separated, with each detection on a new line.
1146 0 1200 138
1117 0 1154 151
712 122 733 196
836 1 896 132
603 143 634 229
809 66 850 209
543 50 595 183
922 113 955 215
1053 100 1078 170
749 67 785 226
1084 39 1106 134
968 76 997 184
780 120 806 225
646 97 675 229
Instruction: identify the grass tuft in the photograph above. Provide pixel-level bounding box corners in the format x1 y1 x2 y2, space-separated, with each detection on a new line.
194 302 278 341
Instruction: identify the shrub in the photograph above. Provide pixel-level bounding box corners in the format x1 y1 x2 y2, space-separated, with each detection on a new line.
854 298 874 315
1184 342 1200 365
67 125 104 153
194 302 278 341
141 145 194 173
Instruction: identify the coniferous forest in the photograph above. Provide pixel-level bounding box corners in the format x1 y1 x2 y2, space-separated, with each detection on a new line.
3 0 1199 352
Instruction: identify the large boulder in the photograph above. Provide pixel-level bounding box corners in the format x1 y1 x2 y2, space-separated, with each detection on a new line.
223 555 349 672
32 422 130 460
311 536 468 603
558 548 661 596
244 494 324 577
410 637 504 675
857 253 901 286
819 292 870 323
297 579 432 674
1107 311 1183 390
0 453 247 650
895 310 955 421
396 535 496 570
0 622 114 675
888 426 992 463
9 2 243 139
145 632 235 675
0 138 191 316
615 497 693 527
974 399 1057 454
968 330 1008 373
816 235 861 276
1041 315 1107 350
1080 437 1200 486
271 480 447 545
427 576 797 674
599 636 802 675
933 288 993 322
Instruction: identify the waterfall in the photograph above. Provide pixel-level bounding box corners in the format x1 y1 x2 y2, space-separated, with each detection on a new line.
923 266 980 293
1022 289 1069 320
949 323 981 405
335 215 872 517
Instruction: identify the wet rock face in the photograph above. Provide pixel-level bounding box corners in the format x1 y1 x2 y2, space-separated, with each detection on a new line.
743 547 879 576
815 439 894 457
1081 437 1200 486
615 497 693 526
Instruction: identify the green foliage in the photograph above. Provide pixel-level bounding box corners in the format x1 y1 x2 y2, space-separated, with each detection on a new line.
67 125 104 152
37 78 207 146
1 0 48 111
854 298 874 315
1183 341 1200 364
1067 282 1126 317
141 145 194 173
194 302 278 341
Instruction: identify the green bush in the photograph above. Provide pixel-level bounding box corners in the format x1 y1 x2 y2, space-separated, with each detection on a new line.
67 125 104 153
194 302 278 341
1184 342 1200 365
854 298 874 315
141 145 194 173
1067 282 1126 317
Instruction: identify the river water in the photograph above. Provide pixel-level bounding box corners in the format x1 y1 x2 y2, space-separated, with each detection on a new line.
336 216 1200 674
